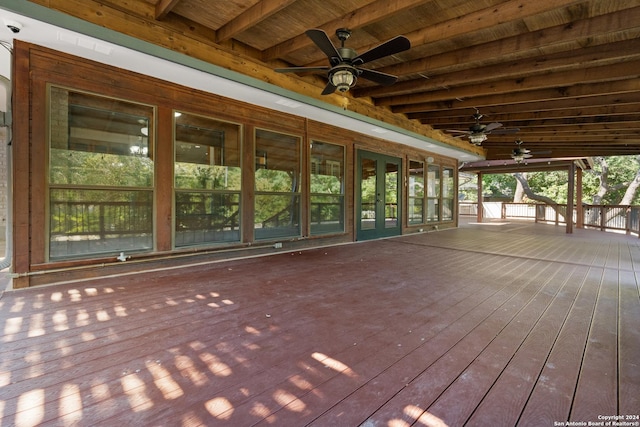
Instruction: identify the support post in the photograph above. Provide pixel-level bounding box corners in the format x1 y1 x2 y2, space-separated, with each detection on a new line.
576 167 583 228
566 162 575 234
476 172 483 222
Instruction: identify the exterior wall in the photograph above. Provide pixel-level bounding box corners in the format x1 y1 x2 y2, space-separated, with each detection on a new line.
0 126 6 243
11 41 458 288
1 52 9 247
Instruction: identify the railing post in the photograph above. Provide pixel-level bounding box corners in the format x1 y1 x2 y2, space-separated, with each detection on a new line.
576 168 583 228
626 206 631 235
600 206 606 231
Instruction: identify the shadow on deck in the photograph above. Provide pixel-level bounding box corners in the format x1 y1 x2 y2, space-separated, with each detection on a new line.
0 221 639 426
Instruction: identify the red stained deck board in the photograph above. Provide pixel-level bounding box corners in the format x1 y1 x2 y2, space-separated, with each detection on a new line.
515 266 606 426
254 254 521 426
465 265 599 426
351 261 569 427
619 270 640 414
0 241 490 424
570 267 620 420
309 259 560 426
424 264 589 427
1 220 639 426
223 249 521 425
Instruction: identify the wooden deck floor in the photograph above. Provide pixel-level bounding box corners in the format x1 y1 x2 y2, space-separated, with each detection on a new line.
1 221 639 426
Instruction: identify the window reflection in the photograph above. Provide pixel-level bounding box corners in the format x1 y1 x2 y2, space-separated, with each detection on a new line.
409 160 424 224
254 129 301 239
174 113 242 246
427 164 440 222
442 167 455 221
310 141 345 235
48 87 154 260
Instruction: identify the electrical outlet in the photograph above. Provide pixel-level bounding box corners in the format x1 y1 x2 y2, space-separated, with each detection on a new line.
274 242 283 249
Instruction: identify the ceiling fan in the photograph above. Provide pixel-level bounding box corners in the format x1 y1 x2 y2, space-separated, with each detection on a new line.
446 109 519 145
511 140 533 163
275 28 410 95
509 139 552 163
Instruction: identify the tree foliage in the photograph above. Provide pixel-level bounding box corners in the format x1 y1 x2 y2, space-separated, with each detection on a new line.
471 155 640 206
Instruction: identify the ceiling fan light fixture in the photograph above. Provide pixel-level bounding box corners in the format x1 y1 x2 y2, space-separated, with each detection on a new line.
330 68 357 93
469 133 487 145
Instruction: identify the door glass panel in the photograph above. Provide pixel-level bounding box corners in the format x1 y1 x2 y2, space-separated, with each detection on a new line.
360 158 377 230
385 162 399 228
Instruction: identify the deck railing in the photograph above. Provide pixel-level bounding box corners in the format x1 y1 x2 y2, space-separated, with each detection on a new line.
460 202 640 236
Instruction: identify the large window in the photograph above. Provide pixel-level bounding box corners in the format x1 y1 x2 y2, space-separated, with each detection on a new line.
408 160 424 224
48 87 154 260
310 142 345 235
254 129 301 239
174 113 242 246
427 164 440 222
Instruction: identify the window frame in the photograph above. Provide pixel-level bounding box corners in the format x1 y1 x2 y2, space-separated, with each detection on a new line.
442 166 456 221
309 140 346 236
253 127 302 240
426 163 441 223
46 84 156 261
173 110 243 248
408 159 425 225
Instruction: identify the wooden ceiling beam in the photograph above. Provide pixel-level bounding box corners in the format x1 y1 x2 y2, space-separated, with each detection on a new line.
366 5 640 83
155 0 182 20
216 0 297 43
410 102 640 122
267 0 587 67
460 163 587 174
359 37 640 98
261 0 428 61
392 78 640 114
486 133 640 141
401 0 584 56
377 60 640 107
437 117 640 130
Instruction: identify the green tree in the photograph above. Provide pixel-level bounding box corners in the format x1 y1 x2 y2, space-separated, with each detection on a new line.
482 173 516 199
469 155 640 206
586 156 640 205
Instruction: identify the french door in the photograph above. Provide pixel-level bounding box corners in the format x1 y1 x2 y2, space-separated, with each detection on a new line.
356 150 402 240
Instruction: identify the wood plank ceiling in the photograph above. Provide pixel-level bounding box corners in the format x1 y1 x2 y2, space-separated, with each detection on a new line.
29 0 640 167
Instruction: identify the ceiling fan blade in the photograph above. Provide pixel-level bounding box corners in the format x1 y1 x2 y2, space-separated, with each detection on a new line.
306 29 342 62
274 66 330 73
321 81 337 95
358 68 398 86
446 129 471 134
353 35 411 65
484 122 503 132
